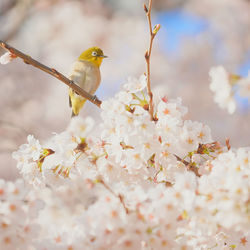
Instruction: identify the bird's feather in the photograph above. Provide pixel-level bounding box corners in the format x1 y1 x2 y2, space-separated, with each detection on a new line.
68 58 101 116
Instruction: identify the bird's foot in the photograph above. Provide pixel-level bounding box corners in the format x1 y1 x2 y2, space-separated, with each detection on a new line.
92 95 98 102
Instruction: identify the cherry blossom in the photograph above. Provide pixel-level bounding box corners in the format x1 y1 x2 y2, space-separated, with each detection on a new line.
8 76 250 249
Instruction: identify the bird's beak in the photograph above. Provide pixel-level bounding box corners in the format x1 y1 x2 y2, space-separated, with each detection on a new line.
99 55 108 58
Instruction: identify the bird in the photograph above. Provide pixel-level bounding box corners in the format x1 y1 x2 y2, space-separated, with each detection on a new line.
68 47 107 117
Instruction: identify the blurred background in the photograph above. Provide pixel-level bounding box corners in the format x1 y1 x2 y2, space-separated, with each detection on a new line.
0 0 250 179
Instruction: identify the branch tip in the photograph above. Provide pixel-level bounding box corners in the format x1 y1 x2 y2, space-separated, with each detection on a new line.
144 0 155 121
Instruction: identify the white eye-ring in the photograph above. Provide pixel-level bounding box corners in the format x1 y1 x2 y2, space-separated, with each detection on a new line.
92 51 98 56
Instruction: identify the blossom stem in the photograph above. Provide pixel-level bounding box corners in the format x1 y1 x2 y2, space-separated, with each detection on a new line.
132 93 143 102
98 179 130 214
141 90 147 101
144 0 156 121
174 154 201 177
0 40 102 108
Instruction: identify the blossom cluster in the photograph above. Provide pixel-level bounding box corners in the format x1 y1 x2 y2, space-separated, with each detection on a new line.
209 66 250 114
0 179 44 250
5 76 250 249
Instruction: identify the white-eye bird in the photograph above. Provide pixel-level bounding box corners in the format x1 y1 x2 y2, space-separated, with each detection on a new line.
68 47 107 116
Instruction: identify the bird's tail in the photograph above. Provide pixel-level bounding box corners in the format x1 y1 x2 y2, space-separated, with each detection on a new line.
69 95 72 107
69 95 76 117
69 95 87 117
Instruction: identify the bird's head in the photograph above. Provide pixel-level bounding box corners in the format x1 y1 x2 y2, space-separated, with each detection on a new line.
78 47 107 67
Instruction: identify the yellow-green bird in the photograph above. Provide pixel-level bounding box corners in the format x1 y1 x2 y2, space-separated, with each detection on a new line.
68 47 107 116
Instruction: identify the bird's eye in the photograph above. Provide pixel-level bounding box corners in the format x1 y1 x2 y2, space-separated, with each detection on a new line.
92 51 98 56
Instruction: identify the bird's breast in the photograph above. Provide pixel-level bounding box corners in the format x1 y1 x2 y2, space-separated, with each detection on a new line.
69 60 101 94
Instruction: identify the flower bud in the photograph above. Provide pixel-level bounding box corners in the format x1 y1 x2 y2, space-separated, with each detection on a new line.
153 24 161 35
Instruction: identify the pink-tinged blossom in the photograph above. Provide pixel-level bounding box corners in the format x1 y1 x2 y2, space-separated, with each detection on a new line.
123 74 147 93
0 179 43 250
13 135 42 162
12 135 44 186
198 148 250 231
180 120 212 153
67 116 95 138
157 97 188 124
10 75 250 249
0 52 17 64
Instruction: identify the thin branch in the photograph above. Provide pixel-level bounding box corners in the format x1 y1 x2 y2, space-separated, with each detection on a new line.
144 0 159 121
174 154 201 177
98 179 130 214
0 40 102 107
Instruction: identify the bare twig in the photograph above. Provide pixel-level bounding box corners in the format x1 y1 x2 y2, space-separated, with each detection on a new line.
0 40 102 107
144 0 159 121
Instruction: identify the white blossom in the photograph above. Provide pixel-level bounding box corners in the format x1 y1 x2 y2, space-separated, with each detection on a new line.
123 74 147 93
0 52 16 64
209 66 236 114
9 75 250 249
0 179 43 250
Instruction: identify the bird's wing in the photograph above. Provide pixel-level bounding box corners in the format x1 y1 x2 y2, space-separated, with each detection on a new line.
68 61 87 107
69 95 72 107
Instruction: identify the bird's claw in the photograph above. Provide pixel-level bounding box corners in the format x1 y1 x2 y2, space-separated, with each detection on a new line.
92 95 98 102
